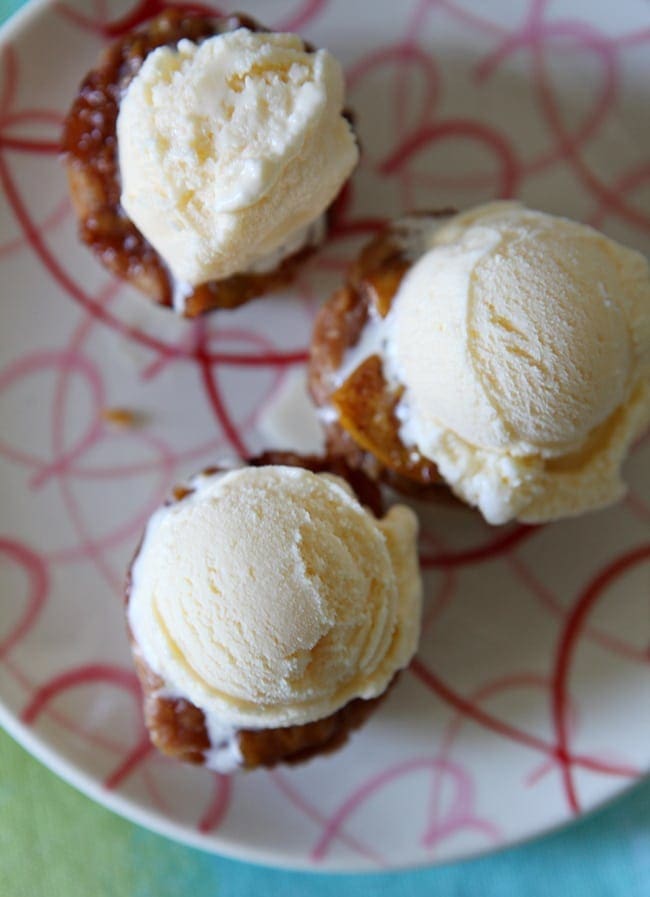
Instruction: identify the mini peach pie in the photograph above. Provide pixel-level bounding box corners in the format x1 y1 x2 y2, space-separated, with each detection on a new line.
62 8 358 316
309 202 650 524
125 452 421 771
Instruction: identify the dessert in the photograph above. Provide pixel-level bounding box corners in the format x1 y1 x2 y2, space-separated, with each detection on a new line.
126 453 421 771
62 9 358 316
309 202 650 524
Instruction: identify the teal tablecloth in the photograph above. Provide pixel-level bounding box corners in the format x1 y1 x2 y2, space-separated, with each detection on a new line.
0 0 649 894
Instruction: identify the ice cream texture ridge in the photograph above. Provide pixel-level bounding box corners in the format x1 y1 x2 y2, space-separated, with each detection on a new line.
117 28 358 286
345 202 650 524
128 466 422 729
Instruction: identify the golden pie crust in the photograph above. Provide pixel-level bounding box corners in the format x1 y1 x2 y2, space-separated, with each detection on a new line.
309 212 460 497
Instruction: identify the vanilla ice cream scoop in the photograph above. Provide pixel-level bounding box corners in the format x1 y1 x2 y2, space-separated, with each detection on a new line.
117 28 358 291
128 466 421 732
368 202 650 523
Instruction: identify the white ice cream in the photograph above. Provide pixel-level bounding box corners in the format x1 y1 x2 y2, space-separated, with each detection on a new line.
117 29 358 290
341 202 650 524
128 466 421 740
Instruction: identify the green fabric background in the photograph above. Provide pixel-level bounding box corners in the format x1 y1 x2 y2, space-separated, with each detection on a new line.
0 1 649 894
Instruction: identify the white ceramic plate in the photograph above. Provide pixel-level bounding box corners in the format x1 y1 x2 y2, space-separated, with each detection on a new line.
0 0 648 872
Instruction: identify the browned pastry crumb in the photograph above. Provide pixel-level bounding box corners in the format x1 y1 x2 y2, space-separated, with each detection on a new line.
101 407 147 428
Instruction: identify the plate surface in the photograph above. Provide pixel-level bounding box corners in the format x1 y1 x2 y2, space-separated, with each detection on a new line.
0 0 649 872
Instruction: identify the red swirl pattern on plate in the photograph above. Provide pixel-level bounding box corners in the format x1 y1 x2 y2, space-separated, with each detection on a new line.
0 0 648 871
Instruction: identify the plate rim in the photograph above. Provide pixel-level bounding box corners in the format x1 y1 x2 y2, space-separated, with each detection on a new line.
2 696 646 873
